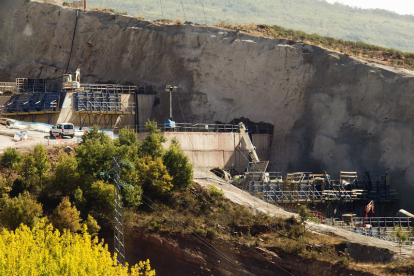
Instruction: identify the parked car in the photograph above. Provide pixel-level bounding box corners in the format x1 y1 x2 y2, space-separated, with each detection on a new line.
50 123 75 138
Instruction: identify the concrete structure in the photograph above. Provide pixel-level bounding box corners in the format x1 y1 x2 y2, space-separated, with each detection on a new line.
137 132 272 171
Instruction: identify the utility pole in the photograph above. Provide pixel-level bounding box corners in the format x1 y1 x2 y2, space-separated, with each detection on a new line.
112 157 125 266
165 85 177 120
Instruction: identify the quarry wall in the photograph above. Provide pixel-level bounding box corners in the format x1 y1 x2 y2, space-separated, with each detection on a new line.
1 0 414 209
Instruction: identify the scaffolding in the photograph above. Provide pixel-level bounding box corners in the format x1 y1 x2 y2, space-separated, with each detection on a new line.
74 87 135 129
330 216 414 241
0 92 64 123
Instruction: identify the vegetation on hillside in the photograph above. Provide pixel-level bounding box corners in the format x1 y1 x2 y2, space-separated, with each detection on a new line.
86 0 414 52
0 220 153 275
0 122 412 275
80 1 414 70
0 121 193 273
215 22 414 70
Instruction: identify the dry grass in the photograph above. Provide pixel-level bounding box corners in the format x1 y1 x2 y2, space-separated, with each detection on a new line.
134 14 144 20
123 183 377 272
214 22 414 71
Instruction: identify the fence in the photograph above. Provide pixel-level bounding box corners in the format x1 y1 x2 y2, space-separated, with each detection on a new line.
329 216 414 242
136 123 241 133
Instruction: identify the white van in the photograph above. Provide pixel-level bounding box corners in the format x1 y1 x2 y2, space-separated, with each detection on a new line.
50 123 75 138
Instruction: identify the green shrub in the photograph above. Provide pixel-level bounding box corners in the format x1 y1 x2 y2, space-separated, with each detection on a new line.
335 256 350 267
54 152 79 195
1 147 21 168
51 196 82 233
206 227 217 239
149 220 160 231
85 214 101 237
299 205 310 232
163 138 193 190
135 156 173 199
140 120 166 159
116 127 139 147
208 185 224 199
87 181 115 217
13 153 38 191
0 191 43 230
33 144 51 190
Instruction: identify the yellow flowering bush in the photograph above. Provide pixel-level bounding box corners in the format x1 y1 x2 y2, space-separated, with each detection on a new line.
0 220 155 276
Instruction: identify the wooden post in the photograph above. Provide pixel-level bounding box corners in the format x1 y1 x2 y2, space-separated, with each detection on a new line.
84 0 86 9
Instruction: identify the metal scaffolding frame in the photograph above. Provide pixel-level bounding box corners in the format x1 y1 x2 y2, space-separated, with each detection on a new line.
113 157 126 266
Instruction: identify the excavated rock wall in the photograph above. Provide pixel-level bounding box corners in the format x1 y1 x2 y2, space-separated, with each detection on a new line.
2 0 414 210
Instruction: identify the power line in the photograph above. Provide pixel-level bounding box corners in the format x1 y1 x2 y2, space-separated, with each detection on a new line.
141 194 255 276
134 167 294 276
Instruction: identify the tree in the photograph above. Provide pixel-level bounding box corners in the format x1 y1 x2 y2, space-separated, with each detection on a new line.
81 125 107 143
135 156 173 199
140 120 166 159
85 214 101 237
1 147 21 168
33 144 51 188
121 184 143 208
0 220 155 275
73 187 86 212
298 205 310 233
394 227 408 255
163 138 193 190
0 191 43 230
54 151 79 195
87 180 115 217
0 175 11 195
13 153 37 189
51 196 82 233
76 135 116 176
116 126 139 147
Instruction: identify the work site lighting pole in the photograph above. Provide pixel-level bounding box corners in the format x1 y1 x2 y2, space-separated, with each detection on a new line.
165 85 177 120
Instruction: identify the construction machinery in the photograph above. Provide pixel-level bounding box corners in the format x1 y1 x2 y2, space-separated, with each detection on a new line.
238 122 259 163
62 68 81 91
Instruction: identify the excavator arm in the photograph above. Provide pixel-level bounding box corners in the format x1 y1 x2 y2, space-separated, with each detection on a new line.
238 122 260 162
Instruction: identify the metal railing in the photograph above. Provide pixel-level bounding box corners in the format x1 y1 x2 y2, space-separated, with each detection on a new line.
136 123 241 133
0 102 60 114
252 186 357 203
81 84 156 94
328 216 414 242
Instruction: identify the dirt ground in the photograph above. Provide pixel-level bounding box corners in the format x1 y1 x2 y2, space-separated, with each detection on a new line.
0 125 81 153
193 168 414 259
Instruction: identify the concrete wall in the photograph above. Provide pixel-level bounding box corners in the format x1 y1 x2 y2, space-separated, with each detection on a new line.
137 132 271 171
252 134 272 163
137 94 155 129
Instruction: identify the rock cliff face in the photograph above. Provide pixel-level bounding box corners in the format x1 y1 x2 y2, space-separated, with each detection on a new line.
1 0 414 209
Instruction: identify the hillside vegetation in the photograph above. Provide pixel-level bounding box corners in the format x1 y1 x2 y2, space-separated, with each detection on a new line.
87 0 414 52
